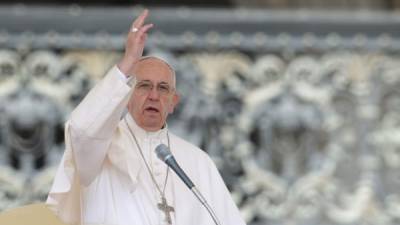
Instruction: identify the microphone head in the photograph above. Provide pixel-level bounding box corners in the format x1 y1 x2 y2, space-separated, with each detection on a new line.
155 144 172 162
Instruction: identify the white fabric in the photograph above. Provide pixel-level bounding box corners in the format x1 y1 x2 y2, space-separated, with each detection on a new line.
115 66 128 82
46 66 246 225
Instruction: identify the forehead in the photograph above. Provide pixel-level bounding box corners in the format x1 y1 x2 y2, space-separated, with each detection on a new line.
133 58 175 84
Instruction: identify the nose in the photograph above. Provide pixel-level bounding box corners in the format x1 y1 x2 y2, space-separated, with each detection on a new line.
147 86 160 100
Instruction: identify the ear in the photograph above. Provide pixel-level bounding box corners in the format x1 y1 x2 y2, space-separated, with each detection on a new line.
168 92 180 114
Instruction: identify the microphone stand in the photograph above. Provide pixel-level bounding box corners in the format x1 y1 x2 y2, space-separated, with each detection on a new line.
191 187 222 225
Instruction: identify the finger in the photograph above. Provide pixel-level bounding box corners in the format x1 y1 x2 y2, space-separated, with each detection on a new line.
132 23 153 41
138 23 153 36
132 9 149 29
130 10 148 31
137 24 153 42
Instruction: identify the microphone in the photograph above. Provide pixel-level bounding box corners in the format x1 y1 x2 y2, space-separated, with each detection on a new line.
155 144 222 225
155 144 194 189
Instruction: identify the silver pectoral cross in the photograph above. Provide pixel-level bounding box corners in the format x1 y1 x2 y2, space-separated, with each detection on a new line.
157 196 175 224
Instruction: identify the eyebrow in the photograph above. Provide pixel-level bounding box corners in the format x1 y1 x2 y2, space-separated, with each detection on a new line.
136 80 171 86
159 81 170 86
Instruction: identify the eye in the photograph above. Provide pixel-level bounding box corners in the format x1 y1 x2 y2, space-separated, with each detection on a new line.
158 84 171 93
136 82 152 90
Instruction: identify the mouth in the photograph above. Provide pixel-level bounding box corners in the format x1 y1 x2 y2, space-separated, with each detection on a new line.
145 106 160 113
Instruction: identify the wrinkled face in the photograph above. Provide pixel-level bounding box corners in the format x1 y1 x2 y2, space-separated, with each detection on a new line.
128 58 179 132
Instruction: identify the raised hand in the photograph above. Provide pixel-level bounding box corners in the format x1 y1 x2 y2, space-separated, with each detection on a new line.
118 9 153 76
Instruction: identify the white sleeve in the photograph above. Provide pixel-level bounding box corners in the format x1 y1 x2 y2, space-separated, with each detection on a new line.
115 66 128 82
69 65 133 186
115 65 135 85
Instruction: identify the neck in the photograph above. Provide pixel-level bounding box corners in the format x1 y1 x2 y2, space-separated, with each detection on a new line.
137 120 164 132
142 125 162 132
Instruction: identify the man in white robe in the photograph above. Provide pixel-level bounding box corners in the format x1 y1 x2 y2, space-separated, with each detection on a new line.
46 9 246 225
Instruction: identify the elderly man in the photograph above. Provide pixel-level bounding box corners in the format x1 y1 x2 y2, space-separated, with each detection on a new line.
46 9 246 225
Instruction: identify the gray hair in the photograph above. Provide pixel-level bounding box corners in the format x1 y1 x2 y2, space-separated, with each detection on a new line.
138 56 176 88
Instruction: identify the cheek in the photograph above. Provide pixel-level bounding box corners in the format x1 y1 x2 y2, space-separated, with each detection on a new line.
135 95 146 105
129 95 146 113
161 99 174 114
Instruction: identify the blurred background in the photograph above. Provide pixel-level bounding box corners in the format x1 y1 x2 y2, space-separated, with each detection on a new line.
0 1 400 225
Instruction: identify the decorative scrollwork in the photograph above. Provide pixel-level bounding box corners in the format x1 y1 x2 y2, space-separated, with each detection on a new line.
0 46 399 225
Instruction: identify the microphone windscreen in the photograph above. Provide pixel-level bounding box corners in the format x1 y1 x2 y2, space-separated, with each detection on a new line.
155 144 171 161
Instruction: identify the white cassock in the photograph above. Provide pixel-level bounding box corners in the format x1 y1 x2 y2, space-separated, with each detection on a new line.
46 66 247 225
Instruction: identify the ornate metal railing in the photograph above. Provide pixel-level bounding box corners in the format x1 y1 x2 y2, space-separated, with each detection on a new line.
0 6 400 225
